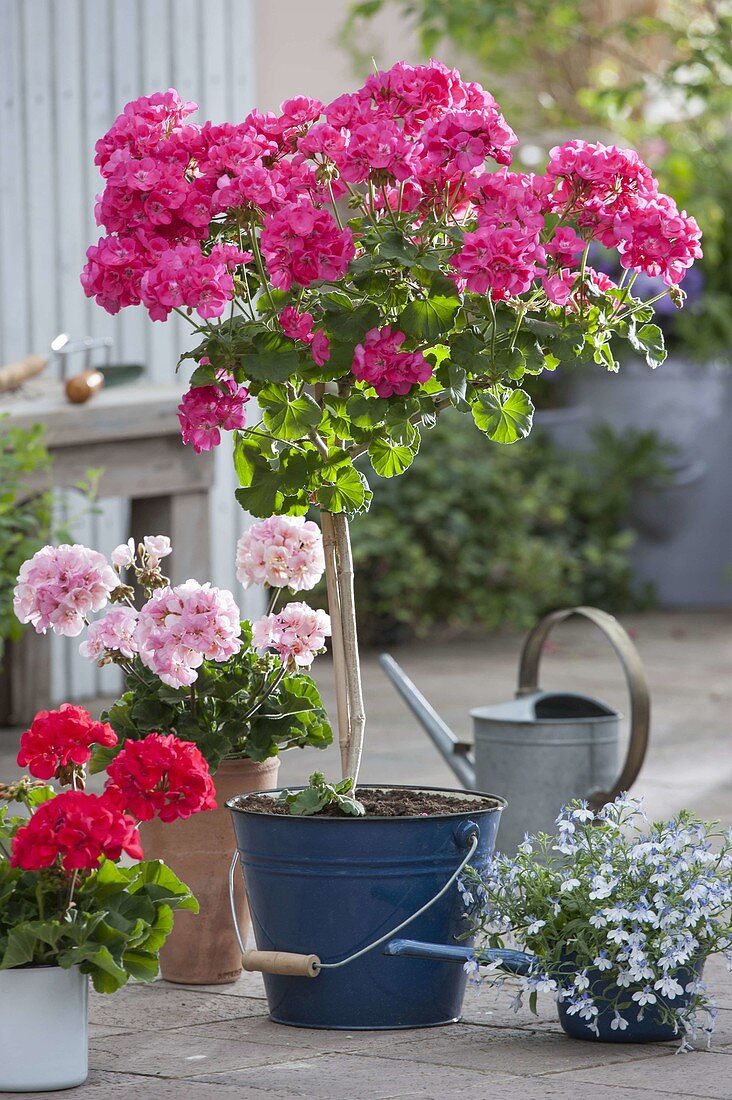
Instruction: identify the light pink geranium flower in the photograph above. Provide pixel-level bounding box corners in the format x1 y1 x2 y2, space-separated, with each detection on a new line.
14 544 119 638
142 535 172 563
135 580 242 688
236 516 325 592
252 602 331 668
80 606 140 661
111 538 136 570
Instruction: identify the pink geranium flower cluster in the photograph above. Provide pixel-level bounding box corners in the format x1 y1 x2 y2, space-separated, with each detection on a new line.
236 515 325 592
178 372 250 453
260 200 355 291
135 580 242 688
318 60 517 204
83 62 703 460
140 242 250 321
13 544 119 638
352 326 433 398
452 170 548 298
252 602 331 669
544 140 702 286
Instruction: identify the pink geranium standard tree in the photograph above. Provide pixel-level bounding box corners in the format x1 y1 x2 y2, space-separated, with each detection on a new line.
81 61 701 797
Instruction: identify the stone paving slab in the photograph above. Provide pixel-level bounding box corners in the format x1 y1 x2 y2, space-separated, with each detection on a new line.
87 985 266 1031
191 1055 584 1099
89 1026 323 1079
541 1053 732 1099
28 1072 247 1099
190 1053 696 1099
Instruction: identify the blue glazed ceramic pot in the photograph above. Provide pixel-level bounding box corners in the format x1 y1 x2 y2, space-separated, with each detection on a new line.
557 963 703 1043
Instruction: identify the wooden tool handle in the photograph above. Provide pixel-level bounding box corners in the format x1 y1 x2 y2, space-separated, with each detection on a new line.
242 950 320 978
0 355 47 393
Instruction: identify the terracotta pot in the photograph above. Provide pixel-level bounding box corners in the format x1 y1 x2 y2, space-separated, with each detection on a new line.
141 756 280 985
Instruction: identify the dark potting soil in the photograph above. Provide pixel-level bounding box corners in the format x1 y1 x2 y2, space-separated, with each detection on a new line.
234 788 500 818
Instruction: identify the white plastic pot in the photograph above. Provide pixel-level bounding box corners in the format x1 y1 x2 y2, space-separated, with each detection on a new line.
0 965 88 1092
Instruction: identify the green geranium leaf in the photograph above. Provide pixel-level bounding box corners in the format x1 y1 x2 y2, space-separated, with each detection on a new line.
493 345 527 381
629 321 666 369
278 772 366 817
241 348 299 383
260 387 322 441
232 430 275 487
424 343 451 369
472 387 534 444
347 392 386 429
378 231 419 266
235 475 284 518
324 303 381 343
368 424 420 478
398 295 461 341
1 925 42 969
88 743 121 775
122 948 161 983
23 784 56 808
316 465 372 516
450 331 490 374
188 362 217 388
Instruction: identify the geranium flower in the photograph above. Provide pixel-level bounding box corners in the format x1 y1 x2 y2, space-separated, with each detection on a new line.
10 790 142 872
135 580 242 687
104 733 216 823
351 326 432 398
79 606 139 662
14 544 119 637
178 374 250 454
17 704 118 781
236 515 325 592
252 602 331 668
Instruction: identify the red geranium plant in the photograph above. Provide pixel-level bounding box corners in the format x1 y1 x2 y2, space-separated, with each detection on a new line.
82 61 702 797
0 705 212 991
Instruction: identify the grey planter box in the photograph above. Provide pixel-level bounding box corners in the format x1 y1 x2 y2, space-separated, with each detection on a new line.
569 357 731 606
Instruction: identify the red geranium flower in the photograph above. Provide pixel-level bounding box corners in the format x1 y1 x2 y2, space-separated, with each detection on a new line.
17 704 118 781
104 733 217 823
10 790 142 872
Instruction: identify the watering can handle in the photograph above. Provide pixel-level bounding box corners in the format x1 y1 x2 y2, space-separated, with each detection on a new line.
516 606 650 810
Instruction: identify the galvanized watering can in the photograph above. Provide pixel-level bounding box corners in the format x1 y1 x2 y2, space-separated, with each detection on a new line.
381 606 650 854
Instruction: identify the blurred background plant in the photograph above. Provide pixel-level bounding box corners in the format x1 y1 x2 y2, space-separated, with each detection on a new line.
310 415 671 644
0 420 52 669
345 0 732 362
0 417 101 673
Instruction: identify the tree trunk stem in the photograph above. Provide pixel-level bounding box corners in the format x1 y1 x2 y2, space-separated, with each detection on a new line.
320 509 365 786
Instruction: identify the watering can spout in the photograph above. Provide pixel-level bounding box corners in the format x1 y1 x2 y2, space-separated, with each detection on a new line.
379 654 476 789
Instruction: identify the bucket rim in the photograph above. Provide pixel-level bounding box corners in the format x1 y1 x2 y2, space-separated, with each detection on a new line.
226 782 506 820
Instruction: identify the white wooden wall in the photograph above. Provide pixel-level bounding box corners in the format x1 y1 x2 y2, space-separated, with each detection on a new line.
0 0 259 702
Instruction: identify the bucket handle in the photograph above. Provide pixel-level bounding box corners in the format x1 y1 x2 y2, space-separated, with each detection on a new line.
228 822 480 978
516 605 650 810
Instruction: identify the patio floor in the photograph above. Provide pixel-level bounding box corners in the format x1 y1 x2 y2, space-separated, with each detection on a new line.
2 609 732 1098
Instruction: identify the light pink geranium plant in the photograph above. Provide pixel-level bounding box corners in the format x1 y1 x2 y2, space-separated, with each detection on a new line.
14 534 332 771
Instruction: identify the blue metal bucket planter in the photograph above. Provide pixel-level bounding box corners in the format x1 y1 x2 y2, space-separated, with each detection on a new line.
227 784 504 1030
389 941 703 1043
